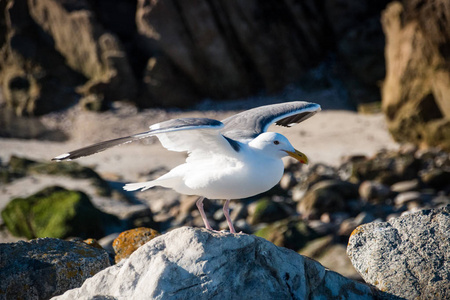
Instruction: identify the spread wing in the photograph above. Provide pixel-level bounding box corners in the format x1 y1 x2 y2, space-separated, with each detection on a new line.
221 101 321 140
52 118 234 161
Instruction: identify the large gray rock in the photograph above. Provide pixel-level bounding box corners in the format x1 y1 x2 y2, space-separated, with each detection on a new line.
348 206 450 299
55 227 388 299
0 238 110 299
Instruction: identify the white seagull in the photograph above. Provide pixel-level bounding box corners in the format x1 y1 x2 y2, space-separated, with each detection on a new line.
53 101 321 233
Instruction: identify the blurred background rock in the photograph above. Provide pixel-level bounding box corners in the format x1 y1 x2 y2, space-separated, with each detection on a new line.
2 0 449 149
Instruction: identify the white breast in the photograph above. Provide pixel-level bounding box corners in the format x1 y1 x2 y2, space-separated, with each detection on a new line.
180 151 285 199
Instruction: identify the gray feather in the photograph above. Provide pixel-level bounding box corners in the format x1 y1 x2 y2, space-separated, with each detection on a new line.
52 118 223 161
221 101 321 140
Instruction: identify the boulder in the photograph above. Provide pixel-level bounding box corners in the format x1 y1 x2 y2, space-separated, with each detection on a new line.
1 186 121 239
348 205 450 299
0 237 110 299
0 0 393 112
113 227 160 263
54 227 387 299
381 1 450 151
297 180 359 219
28 0 137 102
0 0 82 116
0 0 136 116
135 0 331 106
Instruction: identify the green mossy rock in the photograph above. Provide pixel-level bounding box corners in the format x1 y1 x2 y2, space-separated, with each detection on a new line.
249 197 289 225
1 186 120 239
255 218 317 251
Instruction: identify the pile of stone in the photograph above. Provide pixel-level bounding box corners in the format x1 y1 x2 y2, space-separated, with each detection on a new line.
1 145 449 298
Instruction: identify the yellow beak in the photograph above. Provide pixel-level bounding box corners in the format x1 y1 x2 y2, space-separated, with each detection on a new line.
285 149 309 164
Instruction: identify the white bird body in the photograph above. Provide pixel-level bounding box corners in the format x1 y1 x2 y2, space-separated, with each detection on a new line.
125 132 287 199
53 101 321 232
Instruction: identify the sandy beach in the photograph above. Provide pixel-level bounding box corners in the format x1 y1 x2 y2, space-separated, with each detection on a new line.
0 98 399 242
0 107 398 177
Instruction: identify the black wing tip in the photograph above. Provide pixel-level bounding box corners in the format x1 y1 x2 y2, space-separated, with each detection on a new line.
273 102 321 128
52 153 71 161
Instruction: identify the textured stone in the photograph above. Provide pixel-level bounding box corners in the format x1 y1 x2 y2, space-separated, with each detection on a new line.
381 1 450 151
28 0 137 102
0 0 82 116
1 186 120 239
348 206 450 299
298 180 359 219
83 238 104 250
113 227 160 263
135 0 330 106
0 238 110 299
1 0 393 112
55 227 386 299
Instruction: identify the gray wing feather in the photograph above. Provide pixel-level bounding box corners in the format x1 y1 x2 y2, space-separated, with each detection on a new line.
52 118 223 161
221 101 321 140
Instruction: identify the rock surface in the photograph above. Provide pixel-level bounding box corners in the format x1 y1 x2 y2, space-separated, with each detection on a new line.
0 0 136 116
55 227 385 300
0 237 110 299
381 1 450 151
348 205 450 299
0 0 391 113
135 0 330 106
112 227 160 263
1 186 120 239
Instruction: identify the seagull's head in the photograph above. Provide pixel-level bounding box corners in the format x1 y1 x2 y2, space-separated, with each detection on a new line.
249 132 308 164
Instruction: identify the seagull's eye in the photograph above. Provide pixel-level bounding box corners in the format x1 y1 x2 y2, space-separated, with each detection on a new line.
273 140 280 145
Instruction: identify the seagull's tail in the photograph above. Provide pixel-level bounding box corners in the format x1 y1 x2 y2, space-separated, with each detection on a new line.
123 181 156 192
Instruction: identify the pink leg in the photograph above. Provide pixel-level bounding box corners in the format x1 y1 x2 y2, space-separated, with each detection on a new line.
196 197 213 230
223 199 236 233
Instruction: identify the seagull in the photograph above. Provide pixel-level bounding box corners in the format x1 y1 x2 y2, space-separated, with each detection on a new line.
53 101 321 233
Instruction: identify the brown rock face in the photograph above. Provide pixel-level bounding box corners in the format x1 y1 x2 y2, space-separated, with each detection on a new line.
0 0 136 116
381 1 450 151
136 0 330 106
0 0 392 113
27 0 137 103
